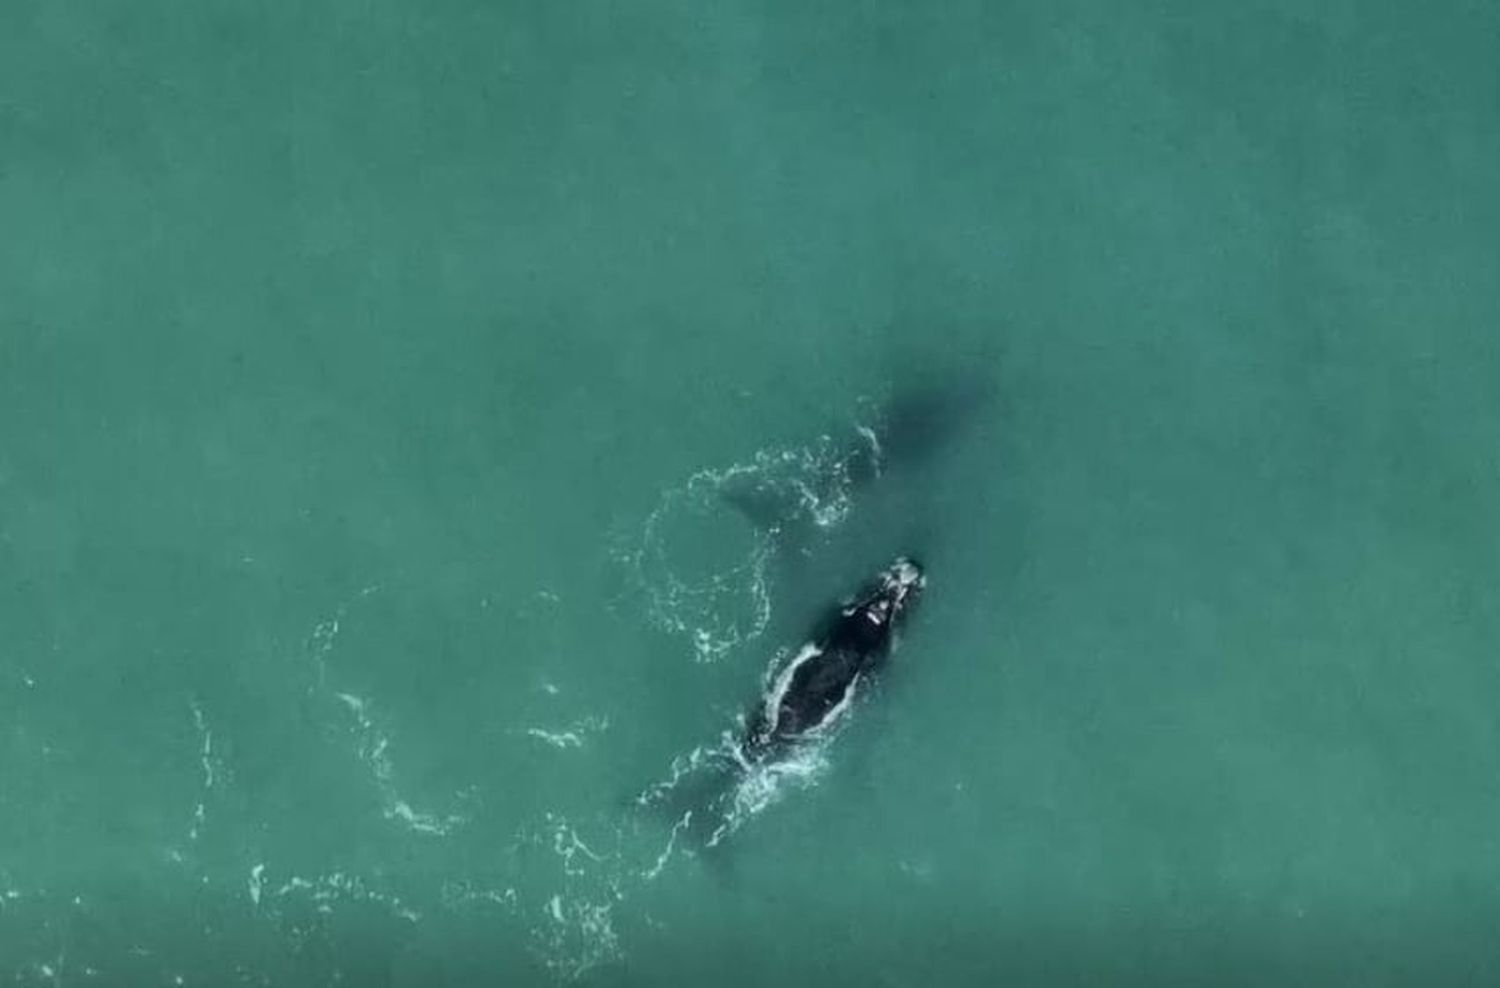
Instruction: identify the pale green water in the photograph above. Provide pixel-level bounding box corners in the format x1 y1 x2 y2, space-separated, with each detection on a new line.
4 1 1500 984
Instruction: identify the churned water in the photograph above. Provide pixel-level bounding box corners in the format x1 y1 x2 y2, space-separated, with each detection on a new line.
3 1 1499 985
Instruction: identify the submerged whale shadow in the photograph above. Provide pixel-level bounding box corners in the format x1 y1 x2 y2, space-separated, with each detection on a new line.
720 372 992 548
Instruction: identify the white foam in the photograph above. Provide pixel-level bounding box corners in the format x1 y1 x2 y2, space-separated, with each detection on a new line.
328 689 466 837
440 881 517 911
267 870 421 924
641 811 692 882
709 737 832 847
185 699 219 842
532 890 620 982
386 800 458 837
308 595 467 836
524 715 609 751
526 728 582 748
634 741 721 807
547 815 605 878
619 433 866 664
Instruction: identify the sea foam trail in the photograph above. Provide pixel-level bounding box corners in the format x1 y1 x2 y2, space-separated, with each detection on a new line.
303 587 470 838
615 429 874 664
176 426 878 983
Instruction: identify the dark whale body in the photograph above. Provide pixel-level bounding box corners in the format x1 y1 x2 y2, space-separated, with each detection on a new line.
741 558 925 760
632 561 927 848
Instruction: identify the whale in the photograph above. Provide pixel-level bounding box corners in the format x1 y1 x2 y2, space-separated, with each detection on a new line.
632 556 928 849
633 377 973 844
740 557 925 761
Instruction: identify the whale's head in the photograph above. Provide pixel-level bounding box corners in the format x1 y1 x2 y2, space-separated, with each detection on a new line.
856 556 925 627
885 556 925 605
882 557 918 596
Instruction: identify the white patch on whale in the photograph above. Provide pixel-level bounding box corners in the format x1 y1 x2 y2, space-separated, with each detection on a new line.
760 640 825 735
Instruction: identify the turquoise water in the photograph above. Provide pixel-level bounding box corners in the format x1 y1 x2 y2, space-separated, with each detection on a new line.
4 1 1500 984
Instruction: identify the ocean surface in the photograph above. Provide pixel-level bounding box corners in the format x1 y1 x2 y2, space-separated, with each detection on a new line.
3 1 1499 984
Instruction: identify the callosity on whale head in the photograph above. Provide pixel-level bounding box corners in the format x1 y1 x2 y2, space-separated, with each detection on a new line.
852 556 925 626
885 557 924 598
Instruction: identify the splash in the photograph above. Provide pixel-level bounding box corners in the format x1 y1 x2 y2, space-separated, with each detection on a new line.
707 743 830 847
635 724 836 851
